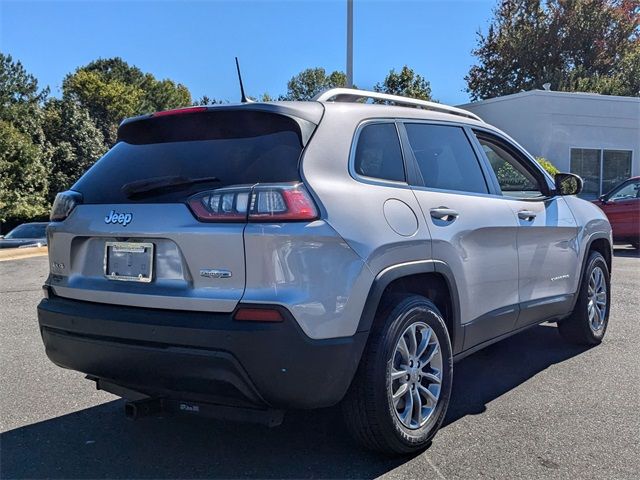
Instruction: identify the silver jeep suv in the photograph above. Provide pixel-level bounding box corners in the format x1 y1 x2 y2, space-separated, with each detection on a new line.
38 88 612 454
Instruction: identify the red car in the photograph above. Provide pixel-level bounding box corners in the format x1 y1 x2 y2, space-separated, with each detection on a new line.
593 176 640 249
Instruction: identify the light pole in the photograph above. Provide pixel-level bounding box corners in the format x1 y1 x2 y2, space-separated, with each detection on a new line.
346 0 353 87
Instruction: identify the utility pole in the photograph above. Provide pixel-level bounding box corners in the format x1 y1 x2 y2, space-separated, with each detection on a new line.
346 0 353 87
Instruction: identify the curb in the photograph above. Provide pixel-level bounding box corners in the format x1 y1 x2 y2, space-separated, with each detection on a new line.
0 247 48 262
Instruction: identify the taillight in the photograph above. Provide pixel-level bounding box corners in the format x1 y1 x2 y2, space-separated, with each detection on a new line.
188 183 318 223
50 191 83 222
188 186 250 221
249 185 318 221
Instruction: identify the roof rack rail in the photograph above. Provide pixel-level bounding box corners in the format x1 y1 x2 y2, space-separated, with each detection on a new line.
312 88 482 122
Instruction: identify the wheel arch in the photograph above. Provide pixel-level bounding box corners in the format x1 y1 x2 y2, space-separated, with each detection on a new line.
570 233 612 312
588 236 612 274
357 260 463 355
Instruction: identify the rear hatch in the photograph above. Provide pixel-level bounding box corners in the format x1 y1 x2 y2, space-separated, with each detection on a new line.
46 104 323 312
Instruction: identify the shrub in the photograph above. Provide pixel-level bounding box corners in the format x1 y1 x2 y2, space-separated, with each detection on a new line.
536 157 559 176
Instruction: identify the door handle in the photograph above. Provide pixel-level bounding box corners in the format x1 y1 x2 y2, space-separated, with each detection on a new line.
430 207 459 222
518 210 537 221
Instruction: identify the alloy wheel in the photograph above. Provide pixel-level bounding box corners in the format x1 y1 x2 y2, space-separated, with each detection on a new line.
388 320 443 429
587 266 607 332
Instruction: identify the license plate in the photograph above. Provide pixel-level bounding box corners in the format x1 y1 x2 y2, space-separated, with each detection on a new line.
104 241 154 282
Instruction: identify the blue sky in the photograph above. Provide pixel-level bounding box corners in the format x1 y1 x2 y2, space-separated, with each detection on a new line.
1 0 495 105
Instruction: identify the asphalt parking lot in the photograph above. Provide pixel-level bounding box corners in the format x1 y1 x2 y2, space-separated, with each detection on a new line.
1 250 639 479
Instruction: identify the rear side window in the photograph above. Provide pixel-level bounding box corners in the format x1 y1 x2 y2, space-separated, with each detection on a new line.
73 110 305 204
353 123 406 182
404 124 488 194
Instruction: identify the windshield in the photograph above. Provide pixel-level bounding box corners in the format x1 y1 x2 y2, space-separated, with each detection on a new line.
609 180 640 201
6 224 47 239
73 110 306 204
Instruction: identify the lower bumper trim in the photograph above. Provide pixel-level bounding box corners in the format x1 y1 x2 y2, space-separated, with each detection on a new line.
38 296 368 410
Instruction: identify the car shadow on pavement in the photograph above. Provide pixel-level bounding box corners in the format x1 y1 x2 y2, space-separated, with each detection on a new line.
443 323 589 426
1 397 401 479
613 246 639 258
1 324 589 479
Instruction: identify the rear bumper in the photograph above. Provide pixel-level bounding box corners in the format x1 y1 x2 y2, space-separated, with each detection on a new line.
37 295 367 409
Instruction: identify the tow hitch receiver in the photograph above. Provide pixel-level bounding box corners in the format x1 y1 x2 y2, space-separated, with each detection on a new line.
124 397 163 419
123 397 284 427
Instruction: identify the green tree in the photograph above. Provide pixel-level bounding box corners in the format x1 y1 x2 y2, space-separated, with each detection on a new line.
43 99 106 201
142 77 191 113
62 58 192 145
193 95 226 105
0 120 50 222
258 92 275 102
0 53 49 222
0 53 48 143
466 0 640 100
282 67 347 100
374 66 433 100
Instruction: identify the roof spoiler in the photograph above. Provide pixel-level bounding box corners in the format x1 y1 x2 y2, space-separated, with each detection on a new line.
117 103 324 146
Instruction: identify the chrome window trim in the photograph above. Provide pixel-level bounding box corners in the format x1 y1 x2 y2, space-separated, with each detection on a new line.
408 184 508 200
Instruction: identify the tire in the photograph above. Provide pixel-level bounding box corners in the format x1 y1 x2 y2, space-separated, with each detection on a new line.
558 251 610 345
342 295 453 454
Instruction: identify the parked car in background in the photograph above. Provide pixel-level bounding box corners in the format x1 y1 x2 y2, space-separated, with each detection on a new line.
0 222 48 249
593 177 640 249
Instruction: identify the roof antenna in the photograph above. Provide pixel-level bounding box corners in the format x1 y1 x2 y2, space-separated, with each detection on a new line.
235 57 252 103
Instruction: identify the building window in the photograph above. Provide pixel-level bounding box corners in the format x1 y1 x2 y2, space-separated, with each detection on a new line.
570 148 632 199
602 150 633 194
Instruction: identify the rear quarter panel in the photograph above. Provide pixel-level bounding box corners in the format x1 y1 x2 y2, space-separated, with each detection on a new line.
242 221 373 339
296 105 435 338
300 105 433 273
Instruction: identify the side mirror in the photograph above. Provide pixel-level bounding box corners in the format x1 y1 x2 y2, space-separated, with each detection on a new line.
598 194 607 203
555 173 583 196
0 235 4 239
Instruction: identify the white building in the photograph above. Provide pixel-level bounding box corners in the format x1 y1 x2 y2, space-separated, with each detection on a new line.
459 90 640 199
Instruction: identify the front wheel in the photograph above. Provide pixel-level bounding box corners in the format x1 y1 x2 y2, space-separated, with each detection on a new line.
558 251 611 345
342 295 453 454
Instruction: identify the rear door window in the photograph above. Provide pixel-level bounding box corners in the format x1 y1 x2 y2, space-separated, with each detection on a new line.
353 123 406 182
404 123 488 194
73 110 306 204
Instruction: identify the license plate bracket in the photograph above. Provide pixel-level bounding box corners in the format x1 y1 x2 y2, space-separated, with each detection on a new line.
104 241 154 282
